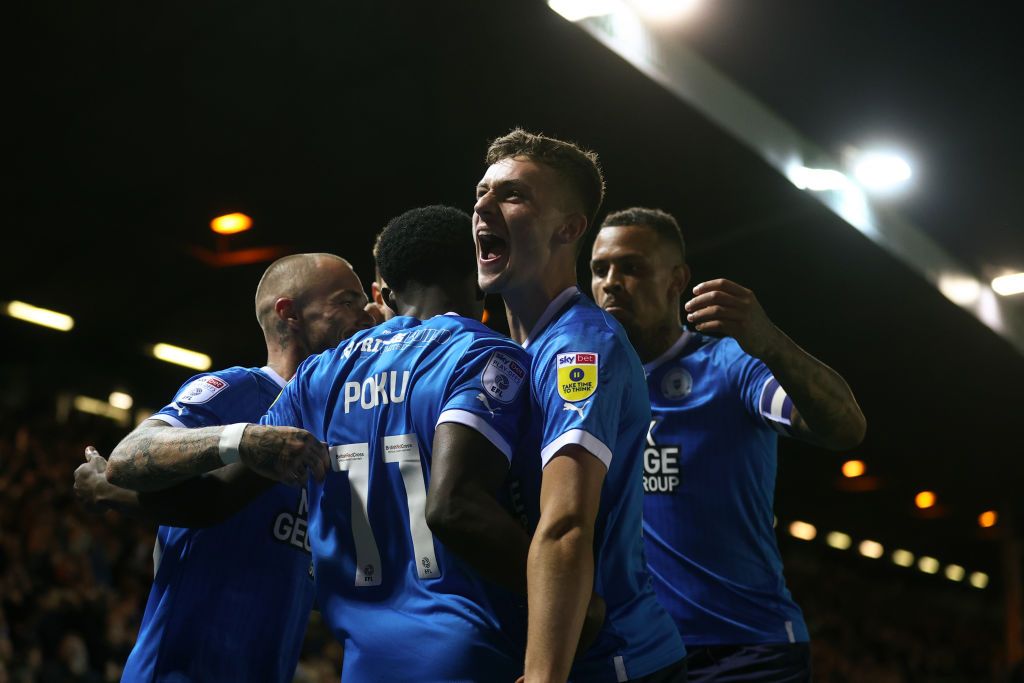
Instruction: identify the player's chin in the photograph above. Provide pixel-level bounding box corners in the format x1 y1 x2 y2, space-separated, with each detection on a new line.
477 267 509 295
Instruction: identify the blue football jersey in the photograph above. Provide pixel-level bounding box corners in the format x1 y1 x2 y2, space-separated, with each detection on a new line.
122 366 316 683
511 288 685 682
641 330 809 646
262 314 532 682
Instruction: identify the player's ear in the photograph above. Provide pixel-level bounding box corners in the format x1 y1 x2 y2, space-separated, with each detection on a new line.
669 263 691 299
371 281 387 307
555 213 588 246
274 297 299 326
381 287 398 315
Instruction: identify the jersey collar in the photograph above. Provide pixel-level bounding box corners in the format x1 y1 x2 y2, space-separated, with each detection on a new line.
522 286 580 349
259 365 288 389
642 328 692 375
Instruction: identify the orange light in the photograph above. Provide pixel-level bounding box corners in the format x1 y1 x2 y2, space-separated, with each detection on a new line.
841 459 865 478
979 510 998 528
915 490 936 509
481 308 490 324
210 212 253 235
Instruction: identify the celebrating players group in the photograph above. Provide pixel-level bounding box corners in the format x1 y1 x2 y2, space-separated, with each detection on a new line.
75 130 865 683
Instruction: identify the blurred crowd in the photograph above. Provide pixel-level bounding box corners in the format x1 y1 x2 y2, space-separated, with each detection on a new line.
0 417 1008 682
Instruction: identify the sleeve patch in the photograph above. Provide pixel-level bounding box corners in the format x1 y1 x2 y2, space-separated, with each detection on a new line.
481 350 527 404
176 376 229 405
556 352 598 402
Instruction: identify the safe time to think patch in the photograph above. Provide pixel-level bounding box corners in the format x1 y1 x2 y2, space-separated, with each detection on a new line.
556 352 598 402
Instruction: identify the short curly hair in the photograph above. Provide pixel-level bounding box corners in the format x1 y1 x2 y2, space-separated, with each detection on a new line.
375 205 475 293
600 207 686 262
486 128 605 229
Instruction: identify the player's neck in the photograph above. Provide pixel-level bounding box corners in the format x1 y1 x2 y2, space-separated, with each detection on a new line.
264 350 299 383
503 275 578 345
394 284 475 321
631 319 684 364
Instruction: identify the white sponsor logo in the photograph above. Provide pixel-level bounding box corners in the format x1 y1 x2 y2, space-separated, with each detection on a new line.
176 376 228 405
476 392 496 417
562 400 591 419
342 328 452 359
383 434 420 463
342 371 411 413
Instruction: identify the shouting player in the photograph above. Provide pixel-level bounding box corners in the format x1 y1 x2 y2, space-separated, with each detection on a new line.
474 130 686 682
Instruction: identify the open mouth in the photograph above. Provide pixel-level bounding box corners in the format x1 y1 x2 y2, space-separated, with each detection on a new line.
477 232 508 265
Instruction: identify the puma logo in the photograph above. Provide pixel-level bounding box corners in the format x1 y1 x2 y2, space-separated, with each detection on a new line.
476 393 496 417
562 401 591 419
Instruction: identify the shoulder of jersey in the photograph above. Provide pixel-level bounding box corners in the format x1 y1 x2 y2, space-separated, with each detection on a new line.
174 366 255 405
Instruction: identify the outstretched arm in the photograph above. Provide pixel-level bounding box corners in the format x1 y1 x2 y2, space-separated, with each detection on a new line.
77 446 277 527
106 420 329 492
686 278 866 449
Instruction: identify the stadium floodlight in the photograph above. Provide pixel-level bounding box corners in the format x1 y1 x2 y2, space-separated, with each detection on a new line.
788 521 816 541
858 540 884 559
851 151 912 194
944 564 965 582
108 391 134 410
547 0 618 22
74 395 130 426
210 212 253 235
992 272 1024 296
841 459 865 478
825 531 852 550
938 274 982 306
629 0 699 22
786 166 850 192
4 300 74 331
918 556 940 574
151 343 213 371
891 549 915 567
914 490 936 510
978 510 998 528
969 572 989 589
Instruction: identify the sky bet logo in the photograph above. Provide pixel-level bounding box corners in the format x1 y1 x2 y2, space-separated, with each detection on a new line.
556 352 598 402
644 419 681 494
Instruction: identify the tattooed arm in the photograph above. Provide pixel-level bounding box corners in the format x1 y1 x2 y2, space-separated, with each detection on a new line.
106 420 329 492
78 446 277 526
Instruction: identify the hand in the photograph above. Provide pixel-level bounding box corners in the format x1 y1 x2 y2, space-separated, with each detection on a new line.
575 592 606 659
74 446 113 511
238 425 330 486
685 279 783 359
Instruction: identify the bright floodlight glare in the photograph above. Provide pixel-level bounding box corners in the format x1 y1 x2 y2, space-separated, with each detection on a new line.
858 540 884 559
788 521 816 541
892 549 915 567
210 212 253 235
979 510 998 528
5 301 75 332
825 531 852 550
918 556 940 574
945 564 965 582
841 459 865 478
852 152 912 192
787 166 849 192
73 396 129 426
914 490 936 509
629 0 699 22
548 0 617 21
937 274 982 306
992 272 1024 296
108 391 134 410
969 572 989 589
152 343 213 371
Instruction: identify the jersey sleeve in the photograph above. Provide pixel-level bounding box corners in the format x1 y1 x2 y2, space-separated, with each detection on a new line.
533 331 627 469
149 368 256 429
436 339 531 463
726 339 796 437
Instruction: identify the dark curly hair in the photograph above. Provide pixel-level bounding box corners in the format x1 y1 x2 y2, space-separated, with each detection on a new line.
375 205 475 293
